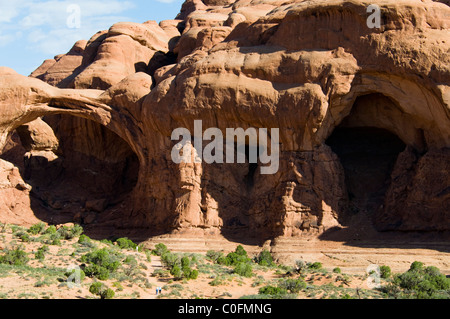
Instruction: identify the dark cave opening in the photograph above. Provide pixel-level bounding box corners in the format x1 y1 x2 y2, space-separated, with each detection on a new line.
326 126 406 222
243 144 259 190
0 115 139 225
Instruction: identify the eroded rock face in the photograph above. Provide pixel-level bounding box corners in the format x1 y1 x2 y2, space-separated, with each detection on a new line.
0 0 449 242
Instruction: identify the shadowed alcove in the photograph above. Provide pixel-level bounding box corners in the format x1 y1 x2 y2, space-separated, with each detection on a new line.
325 93 409 226
0 114 140 227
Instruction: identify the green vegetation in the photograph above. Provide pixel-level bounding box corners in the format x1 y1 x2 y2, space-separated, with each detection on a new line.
158 246 200 281
278 278 307 293
152 243 169 256
379 262 450 299
35 245 50 261
295 260 307 273
255 250 274 267
259 285 287 295
380 265 391 279
206 250 223 263
0 247 29 266
206 245 255 278
255 278 307 299
233 262 252 278
115 237 138 250
333 267 342 274
57 224 83 240
308 262 323 270
28 222 46 235
65 267 86 283
78 234 95 248
80 248 122 280
89 282 115 299
219 245 251 266
1 222 449 300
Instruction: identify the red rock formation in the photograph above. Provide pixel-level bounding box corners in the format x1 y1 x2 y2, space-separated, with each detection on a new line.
0 0 449 244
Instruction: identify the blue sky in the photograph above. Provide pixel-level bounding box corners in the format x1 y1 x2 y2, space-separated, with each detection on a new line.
0 0 185 75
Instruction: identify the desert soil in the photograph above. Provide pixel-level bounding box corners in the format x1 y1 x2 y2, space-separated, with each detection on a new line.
0 223 448 300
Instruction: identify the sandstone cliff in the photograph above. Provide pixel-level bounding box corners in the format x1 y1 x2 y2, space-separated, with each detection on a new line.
0 0 449 243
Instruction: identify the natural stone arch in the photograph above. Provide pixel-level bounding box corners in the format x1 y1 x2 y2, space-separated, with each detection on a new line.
2 114 140 225
319 73 450 150
0 69 147 231
321 76 450 231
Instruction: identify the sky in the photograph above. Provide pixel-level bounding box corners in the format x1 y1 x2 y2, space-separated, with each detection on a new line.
0 0 185 75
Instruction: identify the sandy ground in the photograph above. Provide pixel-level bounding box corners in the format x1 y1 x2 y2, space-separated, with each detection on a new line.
0 224 448 299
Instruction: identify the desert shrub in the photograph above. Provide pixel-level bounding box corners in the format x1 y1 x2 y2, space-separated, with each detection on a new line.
206 250 223 262
307 262 323 270
115 237 137 250
170 265 182 279
113 281 124 291
65 268 86 283
81 248 121 271
241 293 297 300
209 276 224 286
162 254 198 281
233 262 253 278
35 245 49 261
182 266 192 279
123 255 138 265
81 248 121 280
409 261 424 272
181 256 190 269
295 260 307 273
382 262 450 299
100 239 114 245
18 232 32 243
43 230 62 246
180 256 198 280
0 247 29 266
333 267 342 274
144 250 152 262
255 250 274 267
84 264 110 280
152 243 169 256
152 269 170 278
28 222 46 235
380 265 391 279
189 269 199 280
235 245 247 257
161 252 181 268
57 224 83 240
43 225 57 235
50 238 61 246
216 255 230 266
78 234 94 247
89 282 115 299
218 246 251 266
181 266 199 280
259 285 287 296
278 278 306 294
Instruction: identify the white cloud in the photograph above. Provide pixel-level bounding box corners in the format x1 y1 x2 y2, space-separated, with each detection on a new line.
0 0 32 23
1 0 184 75
0 0 136 55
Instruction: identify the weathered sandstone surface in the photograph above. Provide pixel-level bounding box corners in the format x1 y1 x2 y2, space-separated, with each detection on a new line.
0 0 449 245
